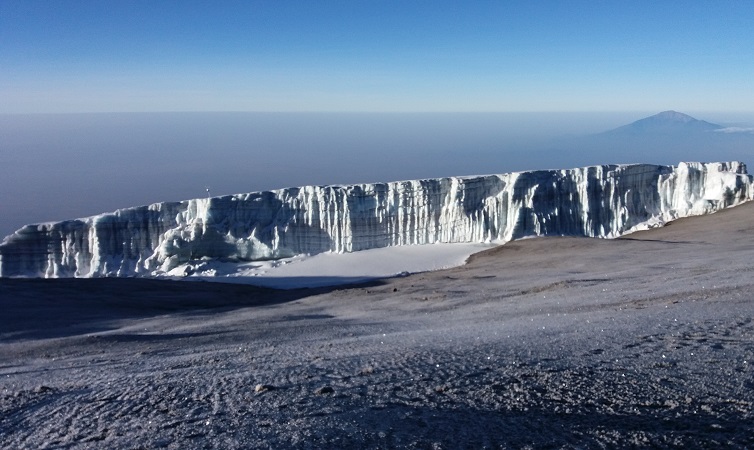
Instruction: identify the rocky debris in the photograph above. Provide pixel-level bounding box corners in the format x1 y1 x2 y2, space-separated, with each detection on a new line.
314 386 334 395
254 384 275 393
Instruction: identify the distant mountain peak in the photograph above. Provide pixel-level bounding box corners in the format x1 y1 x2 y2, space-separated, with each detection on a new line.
606 111 722 134
651 110 698 123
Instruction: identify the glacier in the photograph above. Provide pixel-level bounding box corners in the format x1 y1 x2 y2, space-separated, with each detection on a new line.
1 161 752 279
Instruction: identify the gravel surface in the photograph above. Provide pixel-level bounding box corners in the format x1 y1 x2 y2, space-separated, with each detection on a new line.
2 202 753 449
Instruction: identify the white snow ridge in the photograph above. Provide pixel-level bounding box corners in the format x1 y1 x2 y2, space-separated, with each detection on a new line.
1 161 752 279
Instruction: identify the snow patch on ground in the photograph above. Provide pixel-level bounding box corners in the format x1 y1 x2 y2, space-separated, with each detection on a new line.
165 242 495 289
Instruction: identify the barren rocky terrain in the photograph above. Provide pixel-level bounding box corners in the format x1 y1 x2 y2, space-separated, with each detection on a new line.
2 202 753 449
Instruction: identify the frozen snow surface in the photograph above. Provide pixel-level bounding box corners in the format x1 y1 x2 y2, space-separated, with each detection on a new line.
1 161 752 283
171 242 494 289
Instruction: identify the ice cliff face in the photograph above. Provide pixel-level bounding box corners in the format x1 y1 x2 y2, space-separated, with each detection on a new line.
1 161 752 278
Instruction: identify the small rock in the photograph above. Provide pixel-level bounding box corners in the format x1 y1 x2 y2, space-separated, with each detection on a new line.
315 386 334 395
255 384 275 393
36 385 53 393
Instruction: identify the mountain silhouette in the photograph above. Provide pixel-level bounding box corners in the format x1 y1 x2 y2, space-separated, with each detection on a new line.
603 110 722 135
538 111 753 170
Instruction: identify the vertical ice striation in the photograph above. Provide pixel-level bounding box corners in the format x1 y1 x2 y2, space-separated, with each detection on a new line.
1 162 752 278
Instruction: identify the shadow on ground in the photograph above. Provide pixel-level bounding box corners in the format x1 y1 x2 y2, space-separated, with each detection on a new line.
0 277 383 341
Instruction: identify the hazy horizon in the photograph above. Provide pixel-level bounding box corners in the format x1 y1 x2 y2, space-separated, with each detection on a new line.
2 110 754 239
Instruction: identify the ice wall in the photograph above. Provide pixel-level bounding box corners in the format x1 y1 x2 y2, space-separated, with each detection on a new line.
1 162 752 278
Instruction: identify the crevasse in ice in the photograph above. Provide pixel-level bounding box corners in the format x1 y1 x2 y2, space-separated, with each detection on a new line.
1 162 752 278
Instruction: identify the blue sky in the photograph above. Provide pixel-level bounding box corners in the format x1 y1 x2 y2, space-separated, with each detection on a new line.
1 0 753 113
